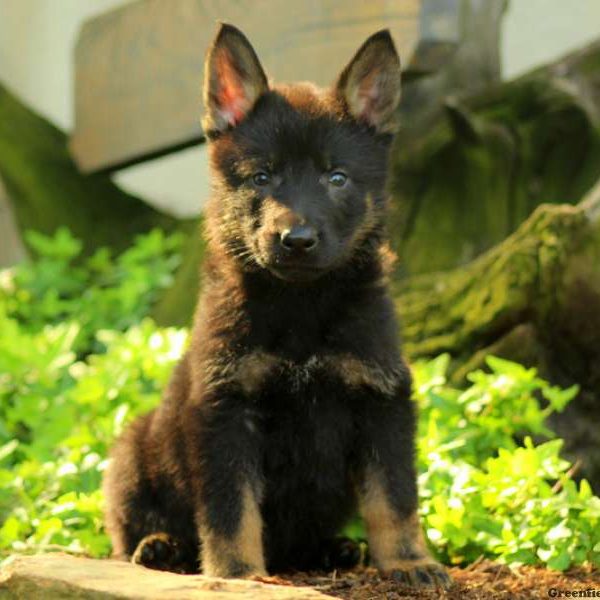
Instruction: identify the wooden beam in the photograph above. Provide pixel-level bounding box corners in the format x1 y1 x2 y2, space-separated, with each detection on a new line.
69 0 424 173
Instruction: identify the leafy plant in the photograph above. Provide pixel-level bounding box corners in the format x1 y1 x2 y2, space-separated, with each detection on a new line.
2 227 182 352
414 354 599 570
0 230 185 559
0 317 185 558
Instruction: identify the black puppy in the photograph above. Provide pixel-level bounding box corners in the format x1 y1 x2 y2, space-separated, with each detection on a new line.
103 23 450 588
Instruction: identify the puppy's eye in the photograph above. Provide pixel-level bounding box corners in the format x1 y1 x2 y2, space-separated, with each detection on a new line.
329 171 348 187
252 171 271 186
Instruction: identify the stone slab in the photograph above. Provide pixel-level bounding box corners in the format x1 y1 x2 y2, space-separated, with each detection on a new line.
0 554 334 599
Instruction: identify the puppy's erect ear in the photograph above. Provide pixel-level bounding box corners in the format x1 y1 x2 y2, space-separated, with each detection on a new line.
335 30 401 134
202 24 268 135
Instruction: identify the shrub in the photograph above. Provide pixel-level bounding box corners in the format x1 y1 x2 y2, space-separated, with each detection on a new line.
0 229 184 558
414 355 599 570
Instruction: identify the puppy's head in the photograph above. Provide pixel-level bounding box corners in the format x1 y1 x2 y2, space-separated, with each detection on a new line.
202 24 401 283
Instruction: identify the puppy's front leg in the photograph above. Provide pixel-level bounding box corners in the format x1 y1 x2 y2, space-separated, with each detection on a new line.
187 400 266 578
358 400 451 588
201 481 266 578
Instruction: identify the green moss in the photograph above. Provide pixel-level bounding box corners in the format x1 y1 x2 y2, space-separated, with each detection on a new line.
397 202 590 364
0 83 184 255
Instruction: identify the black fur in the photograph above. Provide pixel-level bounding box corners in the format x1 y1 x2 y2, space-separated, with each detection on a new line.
103 24 450 588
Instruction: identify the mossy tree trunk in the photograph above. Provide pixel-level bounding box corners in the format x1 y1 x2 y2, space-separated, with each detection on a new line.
397 179 600 365
389 39 600 276
396 179 600 484
0 83 180 252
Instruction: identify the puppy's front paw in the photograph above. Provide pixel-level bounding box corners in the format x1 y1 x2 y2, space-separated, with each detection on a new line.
204 561 267 579
384 560 452 589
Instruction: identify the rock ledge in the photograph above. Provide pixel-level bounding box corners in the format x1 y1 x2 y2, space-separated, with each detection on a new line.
0 554 333 599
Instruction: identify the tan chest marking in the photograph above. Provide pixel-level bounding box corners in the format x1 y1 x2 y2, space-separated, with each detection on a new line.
201 350 279 395
235 351 280 394
324 354 403 396
206 350 402 396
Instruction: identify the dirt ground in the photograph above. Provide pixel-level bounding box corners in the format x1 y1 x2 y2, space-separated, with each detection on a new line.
261 559 600 599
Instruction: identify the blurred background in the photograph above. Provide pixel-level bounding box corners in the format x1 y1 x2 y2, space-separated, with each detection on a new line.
1 0 600 233
1 0 600 579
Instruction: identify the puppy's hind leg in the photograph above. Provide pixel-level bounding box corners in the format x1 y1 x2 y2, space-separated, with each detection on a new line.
103 413 199 574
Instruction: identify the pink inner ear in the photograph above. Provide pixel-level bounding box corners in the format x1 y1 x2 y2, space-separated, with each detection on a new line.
355 68 384 124
215 50 249 126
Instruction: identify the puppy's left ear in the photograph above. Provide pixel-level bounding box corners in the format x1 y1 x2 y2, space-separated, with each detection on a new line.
202 23 269 136
335 30 401 134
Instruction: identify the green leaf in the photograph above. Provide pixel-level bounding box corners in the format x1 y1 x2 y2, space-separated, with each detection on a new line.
547 549 571 571
542 384 579 412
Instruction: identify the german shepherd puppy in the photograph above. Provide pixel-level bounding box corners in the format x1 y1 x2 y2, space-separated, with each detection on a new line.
103 23 450 588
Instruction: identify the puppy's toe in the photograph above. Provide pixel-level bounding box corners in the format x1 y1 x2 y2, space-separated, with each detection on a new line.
387 561 452 589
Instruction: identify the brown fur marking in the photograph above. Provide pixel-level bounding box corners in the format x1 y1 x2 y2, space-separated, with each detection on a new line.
235 351 280 394
326 354 402 395
205 351 399 396
347 193 382 251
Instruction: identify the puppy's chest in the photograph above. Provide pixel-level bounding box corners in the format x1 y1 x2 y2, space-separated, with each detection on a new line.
258 380 357 486
236 354 364 478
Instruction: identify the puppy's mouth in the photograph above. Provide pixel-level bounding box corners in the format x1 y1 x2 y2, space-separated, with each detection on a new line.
266 263 325 282
253 242 330 282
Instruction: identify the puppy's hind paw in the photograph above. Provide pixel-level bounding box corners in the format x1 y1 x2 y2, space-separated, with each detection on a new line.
319 536 363 570
132 532 197 574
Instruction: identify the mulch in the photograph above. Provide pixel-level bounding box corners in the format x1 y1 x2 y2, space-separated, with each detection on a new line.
260 560 600 599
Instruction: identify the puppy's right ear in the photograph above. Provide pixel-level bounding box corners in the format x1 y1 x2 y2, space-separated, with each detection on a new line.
202 24 268 136
335 30 401 134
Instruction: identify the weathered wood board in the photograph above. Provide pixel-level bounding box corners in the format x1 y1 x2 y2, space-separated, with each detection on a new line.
70 0 426 172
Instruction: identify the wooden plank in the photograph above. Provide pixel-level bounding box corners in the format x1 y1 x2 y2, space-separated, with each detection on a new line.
69 0 423 173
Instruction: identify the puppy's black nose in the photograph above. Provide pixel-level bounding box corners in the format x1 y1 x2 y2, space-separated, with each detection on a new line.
280 225 319 252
